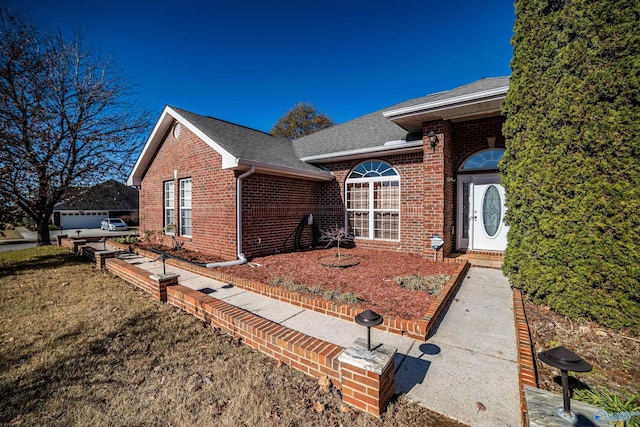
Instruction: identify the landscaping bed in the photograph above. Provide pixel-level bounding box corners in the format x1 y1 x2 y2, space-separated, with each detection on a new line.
118 240 460 322
218 247 459 321
524 297 640 412
0 246 467 426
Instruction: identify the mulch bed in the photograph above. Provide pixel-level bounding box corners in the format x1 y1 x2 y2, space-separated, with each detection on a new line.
217 247 459 320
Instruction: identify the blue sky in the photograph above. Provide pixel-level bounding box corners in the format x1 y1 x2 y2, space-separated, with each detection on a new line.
9 0 515 133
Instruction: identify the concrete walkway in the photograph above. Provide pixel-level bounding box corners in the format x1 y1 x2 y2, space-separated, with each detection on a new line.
101 244 520 426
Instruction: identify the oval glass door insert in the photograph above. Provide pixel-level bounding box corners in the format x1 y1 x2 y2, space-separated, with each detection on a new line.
482 185 501 237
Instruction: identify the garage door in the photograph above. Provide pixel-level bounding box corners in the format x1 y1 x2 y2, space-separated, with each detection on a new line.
59 212 107 229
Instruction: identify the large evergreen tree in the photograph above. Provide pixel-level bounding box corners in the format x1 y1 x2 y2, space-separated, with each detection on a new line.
501 0 640 333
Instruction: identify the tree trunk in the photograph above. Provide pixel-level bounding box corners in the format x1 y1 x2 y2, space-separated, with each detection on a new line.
37 217 51 246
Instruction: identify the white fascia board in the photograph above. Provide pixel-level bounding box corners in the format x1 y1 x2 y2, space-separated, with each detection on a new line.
166 107 238 168
127 106 239 186
382 86 509 119
235 159 334 181
299 140 423 163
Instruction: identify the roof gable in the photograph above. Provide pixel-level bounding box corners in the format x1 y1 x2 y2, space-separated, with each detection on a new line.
127 106 333 186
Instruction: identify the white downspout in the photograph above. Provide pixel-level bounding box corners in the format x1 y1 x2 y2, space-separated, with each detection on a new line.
206 166 255 268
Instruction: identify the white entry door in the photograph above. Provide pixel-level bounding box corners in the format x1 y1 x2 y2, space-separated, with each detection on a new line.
457 174 508 252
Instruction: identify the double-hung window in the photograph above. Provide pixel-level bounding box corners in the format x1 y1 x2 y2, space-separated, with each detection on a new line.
346 161 400 240
179 178 192 237
164 181 175 234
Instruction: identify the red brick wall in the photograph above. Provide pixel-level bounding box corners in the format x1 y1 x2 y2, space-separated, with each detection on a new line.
318 152 426 254
452 116 505 169
422 116 506 254
241 173 321 258
139 116 504 259
139 123 238 260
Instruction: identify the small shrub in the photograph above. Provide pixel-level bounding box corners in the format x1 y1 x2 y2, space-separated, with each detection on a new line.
269 278 361 306
319 225 346 258
48 224 60 230
113 235 139 244
395 274 451 295
322 290 341 301
270 278 307 293
574 387 640 427
339 292 360 304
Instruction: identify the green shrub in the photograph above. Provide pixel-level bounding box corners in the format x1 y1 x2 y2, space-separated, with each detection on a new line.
113 235 139 244
339 292 360 305
395 274 450 296
502 0 640 334
574 387 640 427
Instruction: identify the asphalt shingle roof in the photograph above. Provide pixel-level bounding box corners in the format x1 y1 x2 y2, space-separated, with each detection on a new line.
292 77 509 159
170 107 327 174
55 180 139 211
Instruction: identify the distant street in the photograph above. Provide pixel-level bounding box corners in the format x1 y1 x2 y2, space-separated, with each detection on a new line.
0 227 137 253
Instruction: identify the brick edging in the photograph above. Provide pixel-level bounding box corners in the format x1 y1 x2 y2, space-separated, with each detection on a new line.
512 288 537 427
107 240 468 341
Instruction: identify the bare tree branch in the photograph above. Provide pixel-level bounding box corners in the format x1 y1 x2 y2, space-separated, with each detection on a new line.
0 9 150 244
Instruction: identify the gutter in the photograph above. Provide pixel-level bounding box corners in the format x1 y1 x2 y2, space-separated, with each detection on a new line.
382 86 509 119
299 140 423 163
206 166 256 268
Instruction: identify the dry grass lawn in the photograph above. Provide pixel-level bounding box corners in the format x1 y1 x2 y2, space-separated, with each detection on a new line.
0 246 465 427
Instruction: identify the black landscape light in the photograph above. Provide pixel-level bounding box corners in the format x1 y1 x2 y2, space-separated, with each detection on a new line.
157 253 169 275
59 226 64 236
354 310 384 351
99 237 107 250
75 229 81 239
538 346 592 421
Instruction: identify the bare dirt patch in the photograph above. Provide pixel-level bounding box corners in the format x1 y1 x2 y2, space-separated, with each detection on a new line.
0 246 466 426
525 297 640 400
218 247 459 320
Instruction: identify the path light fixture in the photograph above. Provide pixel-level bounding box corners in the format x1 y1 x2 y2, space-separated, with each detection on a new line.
59 226 64 236
538 346 592 422
430 233 444 262
75 229 81 239
99 237 107 250
354 310 384 351
157 253 170 275
427 131 439 151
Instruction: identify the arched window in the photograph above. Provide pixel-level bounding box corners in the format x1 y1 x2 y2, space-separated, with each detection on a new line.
459 149 505 171
346 161 400 240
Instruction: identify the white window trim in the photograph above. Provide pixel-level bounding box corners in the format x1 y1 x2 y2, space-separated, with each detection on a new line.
345 163 400 242
179 178 192 237
164 181 175 235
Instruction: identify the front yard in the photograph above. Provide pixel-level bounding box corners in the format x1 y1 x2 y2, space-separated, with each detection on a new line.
0 246 465 426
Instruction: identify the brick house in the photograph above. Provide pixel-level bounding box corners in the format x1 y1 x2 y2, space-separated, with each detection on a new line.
128 77 509 263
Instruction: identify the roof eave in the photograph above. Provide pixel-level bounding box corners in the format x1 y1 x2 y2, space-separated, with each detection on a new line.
299 141 424 163
234 159 334 181
382 86 509 132
127 106 238 186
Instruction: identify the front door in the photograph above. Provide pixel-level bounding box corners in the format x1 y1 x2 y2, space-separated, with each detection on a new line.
457 174 508 252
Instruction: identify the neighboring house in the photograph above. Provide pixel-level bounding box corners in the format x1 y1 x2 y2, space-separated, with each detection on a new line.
52 180 139 229
128 77 509 261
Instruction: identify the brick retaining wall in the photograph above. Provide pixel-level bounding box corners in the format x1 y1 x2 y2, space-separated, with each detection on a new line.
108 240 468 340
68 240 395 417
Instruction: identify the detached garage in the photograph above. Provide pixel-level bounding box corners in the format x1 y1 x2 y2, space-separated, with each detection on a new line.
54 210 109 229
52 180 138 229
